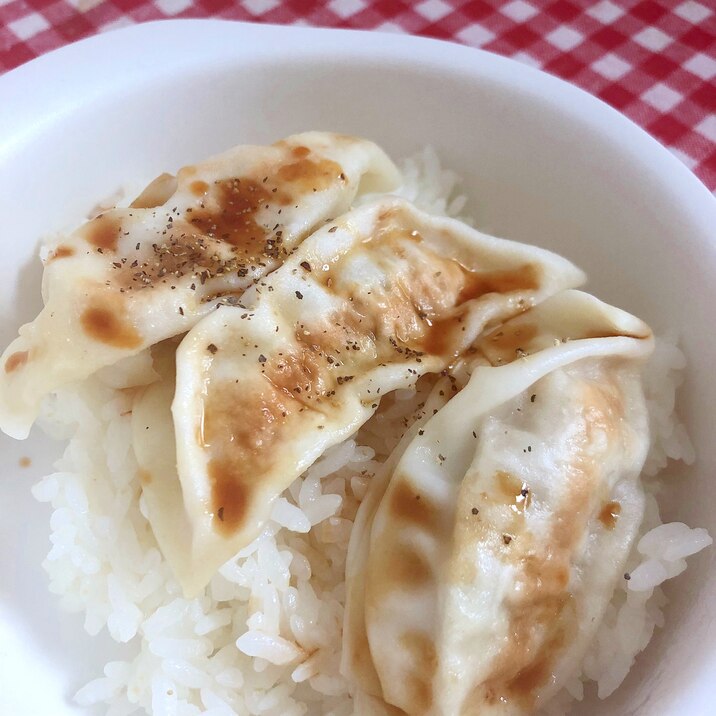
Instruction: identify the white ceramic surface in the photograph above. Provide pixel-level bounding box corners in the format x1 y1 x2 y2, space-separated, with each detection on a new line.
0 19 714 716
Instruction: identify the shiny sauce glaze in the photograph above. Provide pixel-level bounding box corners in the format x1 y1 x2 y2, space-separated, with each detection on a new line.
203 377 296 536
421 264 538 357
200 209 547 538
367 371 624 713
186 146 343 255
472 376 624 711
76 144 348 350
598 500 621 529
319 211 541 361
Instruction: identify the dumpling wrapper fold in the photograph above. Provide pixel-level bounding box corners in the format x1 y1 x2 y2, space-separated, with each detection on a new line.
138 197 584 595
343 289 653 715
0 132 399 438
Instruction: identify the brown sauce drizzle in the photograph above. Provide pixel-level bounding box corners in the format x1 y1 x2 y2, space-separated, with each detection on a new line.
457 263 539 304
4 350 28 373
19 457 31 468
495 470 532 514
472 386 618 710
315 208 543 362
421 265 540 358
419 316 459 357
187 177 277 251
190 180 209 197
185 147 343 259
598 500 621 530
83 214 121 251
277 150 344 193
197 205 552 544
80 304 142 349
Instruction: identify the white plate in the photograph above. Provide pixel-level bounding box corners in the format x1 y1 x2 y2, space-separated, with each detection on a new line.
0 19 714 716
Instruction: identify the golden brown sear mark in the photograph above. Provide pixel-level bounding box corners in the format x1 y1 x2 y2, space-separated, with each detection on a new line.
388 479 441 531
208 459 251 537
202 379 297 536
80 304 142 349
387 544 433 590
475 453 598 709
486 594 572 709
4 350 29 373
598 500 621 530
400 631 436 712
137 468 152 485
478 554 575 711
48 245 75 262
83 213 122 251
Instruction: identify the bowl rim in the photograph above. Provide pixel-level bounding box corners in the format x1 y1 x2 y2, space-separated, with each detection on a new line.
0 18 714 224
1 17 715 716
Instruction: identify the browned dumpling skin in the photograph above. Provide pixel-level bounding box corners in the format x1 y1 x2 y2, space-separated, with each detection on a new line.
0 132 400 438
343 291 653 715
150 198 584 595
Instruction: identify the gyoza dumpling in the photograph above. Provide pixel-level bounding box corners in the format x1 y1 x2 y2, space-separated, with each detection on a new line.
343 372 459 700
139 198 583 596
0 132 400 438
344 290 653 715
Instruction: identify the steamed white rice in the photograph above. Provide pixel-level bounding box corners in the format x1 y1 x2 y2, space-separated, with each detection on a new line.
30 150 711 716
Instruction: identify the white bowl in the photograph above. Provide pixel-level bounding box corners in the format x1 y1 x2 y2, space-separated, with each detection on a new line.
0 19 714 716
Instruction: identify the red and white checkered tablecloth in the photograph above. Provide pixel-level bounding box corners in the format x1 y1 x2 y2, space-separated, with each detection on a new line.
1 0 714 190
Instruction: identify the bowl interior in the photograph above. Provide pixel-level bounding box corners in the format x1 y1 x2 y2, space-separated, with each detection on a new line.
0 20 714 716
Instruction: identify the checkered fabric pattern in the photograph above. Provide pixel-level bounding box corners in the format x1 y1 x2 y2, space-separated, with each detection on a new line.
1 1 714 190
